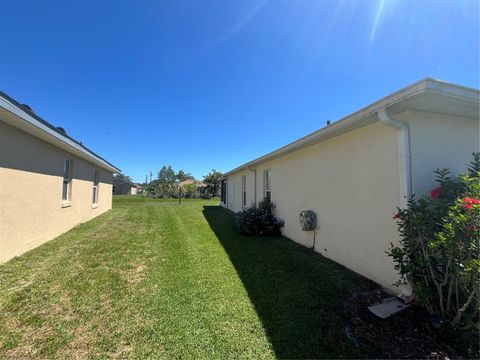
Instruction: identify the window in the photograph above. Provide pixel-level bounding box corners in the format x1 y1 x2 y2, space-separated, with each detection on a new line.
92 170 99 206
264 170 271 201
241 175 247 207
62 159 73 203
220 180 226 204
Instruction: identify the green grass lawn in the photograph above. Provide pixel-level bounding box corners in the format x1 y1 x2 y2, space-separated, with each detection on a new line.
0 197 374 359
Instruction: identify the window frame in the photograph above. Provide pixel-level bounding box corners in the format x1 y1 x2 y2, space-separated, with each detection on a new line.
220 180 226 204
264 169 271 201
62 159 73 206
92 169 100 207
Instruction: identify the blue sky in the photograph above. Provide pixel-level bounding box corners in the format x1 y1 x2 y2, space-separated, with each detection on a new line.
1 0 478 182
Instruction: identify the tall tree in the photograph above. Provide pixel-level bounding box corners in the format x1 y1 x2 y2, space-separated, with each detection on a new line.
157 165 177 197
113 173 133 183
176 170 194 182
203 169 222 196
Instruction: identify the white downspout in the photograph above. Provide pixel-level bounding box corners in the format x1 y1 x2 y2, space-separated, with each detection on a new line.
378 108 412 208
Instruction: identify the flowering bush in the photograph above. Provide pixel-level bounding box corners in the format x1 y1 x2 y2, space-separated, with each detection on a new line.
388 153 480 329
234 198 285 236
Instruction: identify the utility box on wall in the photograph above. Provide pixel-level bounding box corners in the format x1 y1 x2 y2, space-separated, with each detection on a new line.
299 210 316 231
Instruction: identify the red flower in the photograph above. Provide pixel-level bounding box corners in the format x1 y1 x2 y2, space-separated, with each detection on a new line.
392 213 401 220
463 197 480 210
430 186 441 199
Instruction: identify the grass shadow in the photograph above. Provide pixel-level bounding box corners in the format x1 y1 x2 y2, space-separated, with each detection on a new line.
202 205 375 359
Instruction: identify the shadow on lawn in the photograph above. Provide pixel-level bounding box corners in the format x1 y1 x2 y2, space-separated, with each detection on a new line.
202 206 375 359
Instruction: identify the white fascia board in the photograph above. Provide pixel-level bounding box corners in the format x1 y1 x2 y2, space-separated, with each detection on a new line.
424 78 479 101
223 78 479 177
0 96 120 173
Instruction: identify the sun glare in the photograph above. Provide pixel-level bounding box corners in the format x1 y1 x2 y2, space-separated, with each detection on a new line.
369 0 388 43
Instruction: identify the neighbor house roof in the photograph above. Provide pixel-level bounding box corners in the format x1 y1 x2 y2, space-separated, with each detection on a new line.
180 179 206 187
223 78 479 177
113 179 138 187
0 91 120 173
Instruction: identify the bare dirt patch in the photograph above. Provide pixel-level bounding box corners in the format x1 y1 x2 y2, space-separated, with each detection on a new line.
55 324 93 360
40 294 76 321
119 264 146 285
111 343 134 359
4 325 57 359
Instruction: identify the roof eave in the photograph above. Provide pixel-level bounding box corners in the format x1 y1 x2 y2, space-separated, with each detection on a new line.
0 93 121 173
222 78 479 178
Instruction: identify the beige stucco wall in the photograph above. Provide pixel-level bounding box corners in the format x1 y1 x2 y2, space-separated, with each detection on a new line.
225 121 403 291
0 120 113 263
398 110 480 196
223 111 479 292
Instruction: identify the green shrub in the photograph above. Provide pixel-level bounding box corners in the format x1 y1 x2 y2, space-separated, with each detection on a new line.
182 184 199 198
388 153 480 329
234 198 285 236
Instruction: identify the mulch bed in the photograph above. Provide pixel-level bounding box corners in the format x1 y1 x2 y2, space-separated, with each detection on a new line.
343 289 479 359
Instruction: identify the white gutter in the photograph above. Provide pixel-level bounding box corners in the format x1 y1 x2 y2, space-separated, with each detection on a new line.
0 95 120 173
378 108 412 208
222 78 478 179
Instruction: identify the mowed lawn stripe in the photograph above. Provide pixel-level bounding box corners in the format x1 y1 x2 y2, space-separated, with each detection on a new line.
0 197 372 359
131 202 274 358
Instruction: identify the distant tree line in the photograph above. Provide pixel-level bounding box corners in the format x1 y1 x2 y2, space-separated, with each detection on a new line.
113 173 133 183
113 167 222 199
141 166 222 199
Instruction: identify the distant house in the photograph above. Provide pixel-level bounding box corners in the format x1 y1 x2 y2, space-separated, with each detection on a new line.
112 179 141 195
0 91 120 263
180 179 208 197
221 78 479 293
179 179 206 188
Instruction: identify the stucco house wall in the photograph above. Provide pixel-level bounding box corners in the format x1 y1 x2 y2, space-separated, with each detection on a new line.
0 93 119 263
399 110 479 196
221 79 479 293
0 120 114 263
226 122 403 289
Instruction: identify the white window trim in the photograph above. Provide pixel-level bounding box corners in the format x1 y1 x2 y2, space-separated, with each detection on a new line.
92 169 99 207
62 159 73 206
264 169 271 200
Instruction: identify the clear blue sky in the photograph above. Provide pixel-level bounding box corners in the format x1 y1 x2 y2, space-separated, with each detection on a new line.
1 1 478 182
